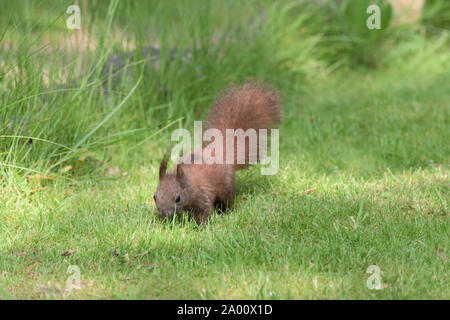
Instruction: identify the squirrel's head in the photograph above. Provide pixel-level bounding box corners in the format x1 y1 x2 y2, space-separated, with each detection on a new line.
154 156 190 219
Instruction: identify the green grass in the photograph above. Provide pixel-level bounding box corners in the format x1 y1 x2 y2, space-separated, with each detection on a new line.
0 0 449 299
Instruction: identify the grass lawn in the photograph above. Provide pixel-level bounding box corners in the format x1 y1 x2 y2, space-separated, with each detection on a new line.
0 0 449 299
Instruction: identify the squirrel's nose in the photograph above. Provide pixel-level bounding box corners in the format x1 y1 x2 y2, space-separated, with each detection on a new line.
160 208 175 219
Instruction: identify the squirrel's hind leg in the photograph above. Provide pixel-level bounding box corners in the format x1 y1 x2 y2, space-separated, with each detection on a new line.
213 194 234 214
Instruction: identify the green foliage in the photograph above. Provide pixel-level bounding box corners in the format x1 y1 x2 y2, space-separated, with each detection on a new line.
422 0 450 31
316 0 393 67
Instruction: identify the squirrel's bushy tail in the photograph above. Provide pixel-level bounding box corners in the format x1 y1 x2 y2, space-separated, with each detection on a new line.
204 82 281 170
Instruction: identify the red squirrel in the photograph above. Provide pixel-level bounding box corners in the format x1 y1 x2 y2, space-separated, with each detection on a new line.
154 82 281 225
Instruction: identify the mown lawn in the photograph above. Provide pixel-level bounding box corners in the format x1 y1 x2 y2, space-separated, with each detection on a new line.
0 0 449 299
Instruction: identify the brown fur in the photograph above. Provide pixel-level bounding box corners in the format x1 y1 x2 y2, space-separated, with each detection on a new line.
154 82 281 225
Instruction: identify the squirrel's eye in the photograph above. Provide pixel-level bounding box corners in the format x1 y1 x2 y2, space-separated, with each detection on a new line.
175 195 181 203
153 194 156 202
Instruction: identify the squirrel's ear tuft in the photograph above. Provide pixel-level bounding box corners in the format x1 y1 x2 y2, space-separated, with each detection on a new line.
159 154 169 179
176 164 188 188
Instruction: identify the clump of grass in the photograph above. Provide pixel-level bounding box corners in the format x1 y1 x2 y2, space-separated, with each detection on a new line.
1 0 321 180
422 0 450 31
